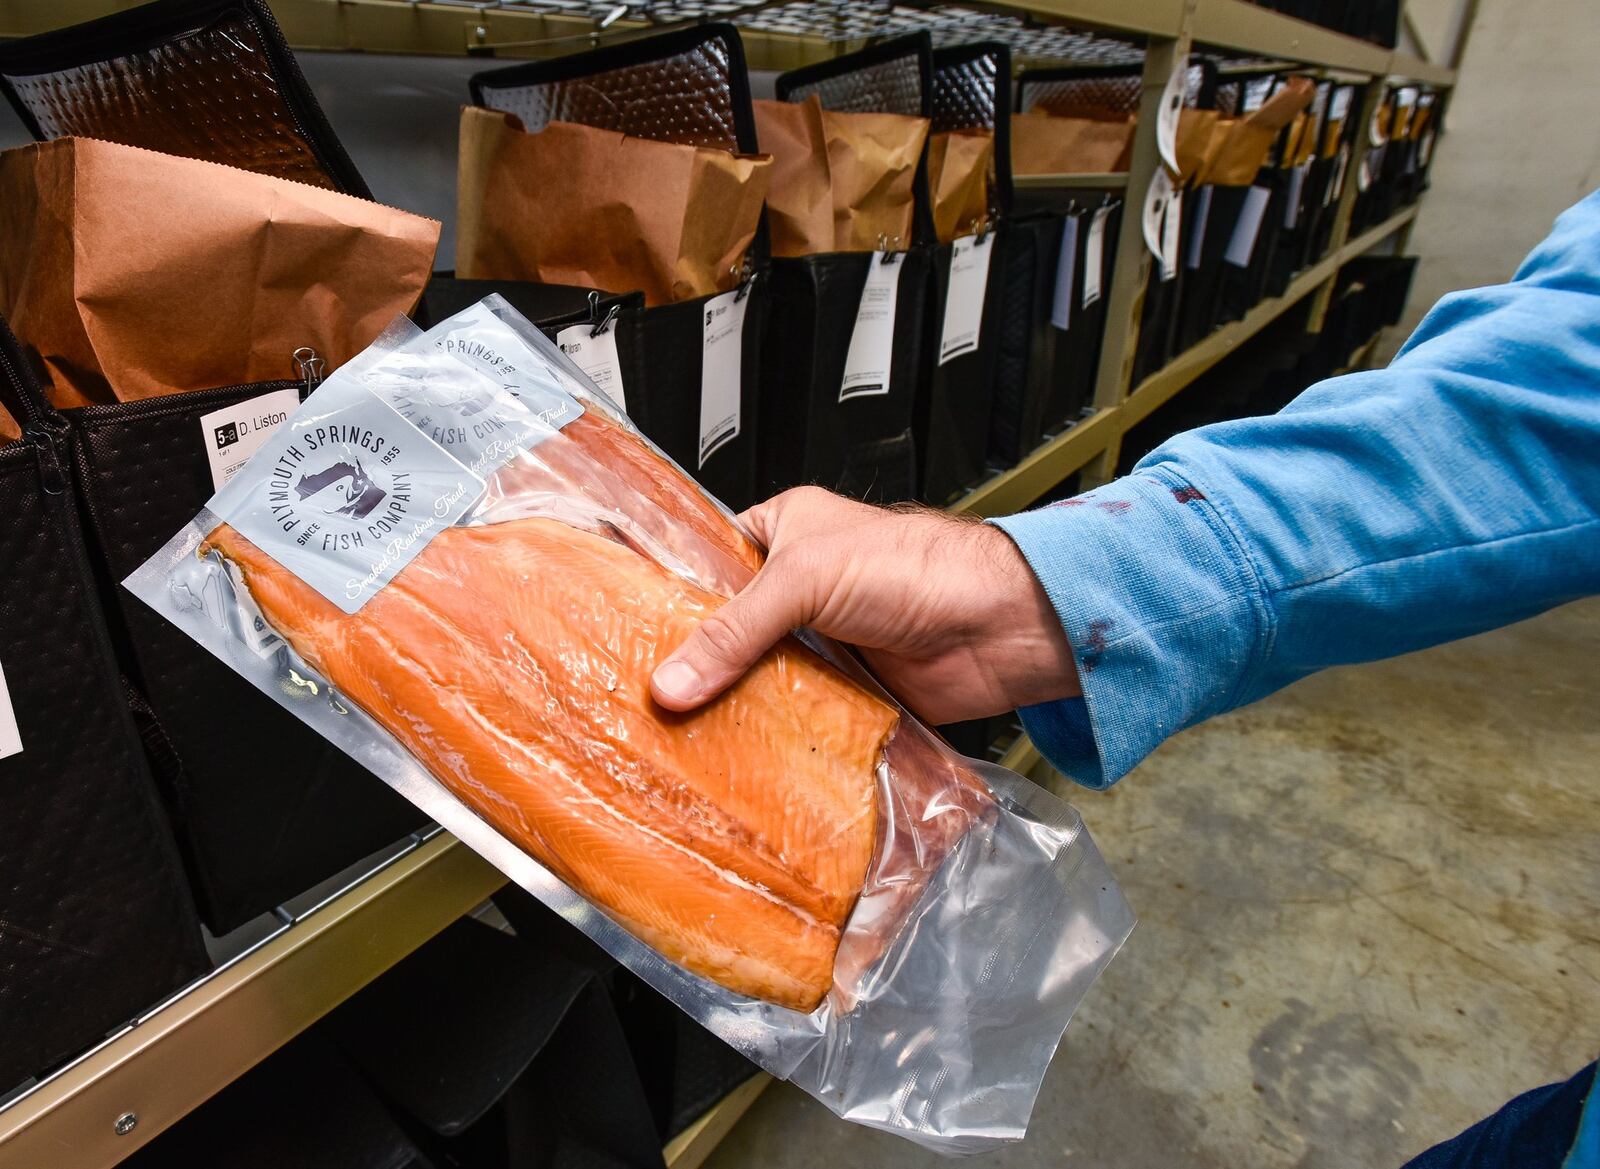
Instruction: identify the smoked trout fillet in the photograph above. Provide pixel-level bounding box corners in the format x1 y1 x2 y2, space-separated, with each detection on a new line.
203 514 898 1012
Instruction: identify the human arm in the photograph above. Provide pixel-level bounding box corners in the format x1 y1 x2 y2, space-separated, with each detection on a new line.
654 191 1600 786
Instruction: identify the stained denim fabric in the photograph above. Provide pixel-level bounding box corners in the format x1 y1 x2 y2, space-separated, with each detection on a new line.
995 189 1600 789
992 189 1600 1168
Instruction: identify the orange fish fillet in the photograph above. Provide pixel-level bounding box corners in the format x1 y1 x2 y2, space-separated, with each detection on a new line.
204 515 897 1012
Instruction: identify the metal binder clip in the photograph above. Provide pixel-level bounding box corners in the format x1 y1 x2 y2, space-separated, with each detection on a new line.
975 218 991 246
292 346 324 394
735 269 759 302
586 290 619 337
878 234 902 263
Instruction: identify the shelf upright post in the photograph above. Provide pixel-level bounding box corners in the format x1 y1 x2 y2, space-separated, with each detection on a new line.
1079 3 1194 486
1306 76 1387 332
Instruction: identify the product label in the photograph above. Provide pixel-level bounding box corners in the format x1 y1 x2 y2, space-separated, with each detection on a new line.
1330 142 1352 204
1357 152 1374 193
212 377 486 615
0 657 20 760
390 311 586 477
840 252 903 400
1186 186 1213 270
199 388 300 492
1050 214 1080 330
1284 163 1310 230
1330 86 1353 123
1160 188 1183 281
1224 185 1272 268
1083 206 1110 308
699 287 748 467
555 323 626 413
938 232 995 365
1156 54 1188 175
1142 166 1174 262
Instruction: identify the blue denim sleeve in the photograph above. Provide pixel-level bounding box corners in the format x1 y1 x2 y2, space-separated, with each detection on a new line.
994 189 1600 787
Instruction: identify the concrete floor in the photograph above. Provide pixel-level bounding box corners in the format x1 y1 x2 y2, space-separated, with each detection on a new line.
706 598 1600 1169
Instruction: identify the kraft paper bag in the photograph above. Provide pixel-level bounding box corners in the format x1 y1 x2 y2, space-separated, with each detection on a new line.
0 138 440 410
753 96 835 257
1010 112 1134 176
822 106 930 252
1195 77 1316 187
0 404 16 445
928 129 994 244
1174 108 1221 184
457 107 772 306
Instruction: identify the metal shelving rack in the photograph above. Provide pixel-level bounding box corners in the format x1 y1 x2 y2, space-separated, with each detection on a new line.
0 1 1455 1164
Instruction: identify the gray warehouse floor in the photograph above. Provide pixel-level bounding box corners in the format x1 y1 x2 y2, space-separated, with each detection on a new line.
706 598 1600 1169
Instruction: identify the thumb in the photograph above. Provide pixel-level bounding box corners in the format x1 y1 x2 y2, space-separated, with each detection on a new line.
651 565 809 712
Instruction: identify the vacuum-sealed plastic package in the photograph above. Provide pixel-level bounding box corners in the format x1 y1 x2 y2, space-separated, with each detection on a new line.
127 296 1133 1153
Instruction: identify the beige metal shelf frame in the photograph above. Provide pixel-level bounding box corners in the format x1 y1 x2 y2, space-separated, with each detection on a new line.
0 0 1454 1162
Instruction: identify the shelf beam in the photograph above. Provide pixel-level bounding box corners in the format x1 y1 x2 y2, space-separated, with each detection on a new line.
0 834 504 1169
951 408 1118 517
1192 0 1393 74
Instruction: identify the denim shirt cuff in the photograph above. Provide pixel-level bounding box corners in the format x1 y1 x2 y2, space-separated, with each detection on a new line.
990 466 1270 786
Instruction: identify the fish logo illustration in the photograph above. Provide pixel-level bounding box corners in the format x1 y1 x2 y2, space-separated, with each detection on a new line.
294 458 388 520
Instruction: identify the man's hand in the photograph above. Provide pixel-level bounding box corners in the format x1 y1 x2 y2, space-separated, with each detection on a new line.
650 487 1081 725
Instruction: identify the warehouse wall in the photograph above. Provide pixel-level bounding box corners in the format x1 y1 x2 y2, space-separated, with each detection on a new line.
1393 0 1600 341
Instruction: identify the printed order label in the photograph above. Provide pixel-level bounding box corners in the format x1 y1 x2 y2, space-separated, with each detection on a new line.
699 288 748 468
0 657 20 760
840 252 903 400
212 376 486 615
1160 188 1184 281
1051 213 1080 330
1083 206 1111 308
1224 185 1273 269
1186 186 1214 270
555 323 627 413
199 387 300 492
938 233 995 365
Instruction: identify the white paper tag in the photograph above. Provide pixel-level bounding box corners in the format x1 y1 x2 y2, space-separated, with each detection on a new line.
698 287 747 467
1224 185 1272 268
1330 86 1353 122
1186 186 1213 270
1050 215 1080 330
1369 106 1388 147
1418 128 1436 167
1160 189 1183 281
1284 163 1310 230
1330 141 1352 204
1083 206 1110 308
1156 54 1188 175
199 388 300 492
1142 166 1174 261
840 252 903 400
1242 77 1271 113
555 323 626 413
938 233 995 365
1311 81 1330 120
0 657 20 760
1357 153 1374 193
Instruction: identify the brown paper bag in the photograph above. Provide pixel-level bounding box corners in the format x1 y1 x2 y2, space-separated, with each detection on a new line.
928 129 994 244
1174 108 1220 184
1195 77 1317 187
0 137 439 410
753 97 835 257
457 107 772 306
1010 112 1134 176
822 107 930 252
0 404 17 445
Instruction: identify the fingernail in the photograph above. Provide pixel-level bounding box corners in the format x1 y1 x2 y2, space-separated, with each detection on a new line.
652 659 704 705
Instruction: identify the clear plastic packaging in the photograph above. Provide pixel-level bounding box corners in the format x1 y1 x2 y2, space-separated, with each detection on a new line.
126 296 1133 1154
